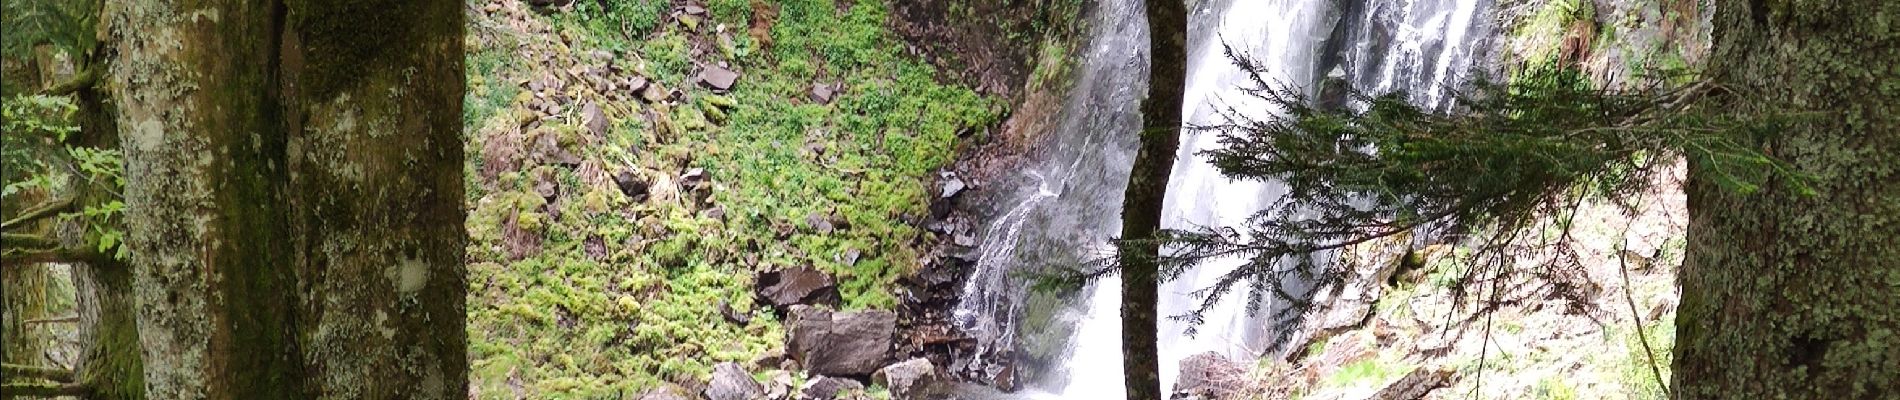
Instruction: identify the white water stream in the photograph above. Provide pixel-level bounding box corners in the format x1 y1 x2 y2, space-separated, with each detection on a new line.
954 0 1491 397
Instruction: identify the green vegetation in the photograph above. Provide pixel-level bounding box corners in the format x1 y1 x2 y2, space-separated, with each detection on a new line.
464 0 1004 395
1320 351 1415 389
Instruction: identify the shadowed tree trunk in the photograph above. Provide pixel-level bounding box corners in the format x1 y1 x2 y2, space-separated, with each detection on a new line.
1674 0 1899 397
104 0 466 397
1121 0 1188 398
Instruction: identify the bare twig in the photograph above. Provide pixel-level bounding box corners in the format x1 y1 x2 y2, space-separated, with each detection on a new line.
1619 240 1671 398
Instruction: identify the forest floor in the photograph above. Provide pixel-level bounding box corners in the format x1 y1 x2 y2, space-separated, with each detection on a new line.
459 0 1034 396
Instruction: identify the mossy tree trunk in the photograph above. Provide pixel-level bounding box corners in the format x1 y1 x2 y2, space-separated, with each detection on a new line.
104 0 466 398
1120 0 1188 399
1674 0 1900 398
70 54 147 400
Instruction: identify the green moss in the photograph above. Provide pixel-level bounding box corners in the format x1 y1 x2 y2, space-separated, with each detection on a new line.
466 0 1005 394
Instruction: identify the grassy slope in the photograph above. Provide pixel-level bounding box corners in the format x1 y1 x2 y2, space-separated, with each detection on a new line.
463 0 1003 396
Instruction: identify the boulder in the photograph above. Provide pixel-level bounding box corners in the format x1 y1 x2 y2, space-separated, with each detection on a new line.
787 306 895 376
756 267 840 311
704 362 764 400
798 376 865 400
872 358 949 400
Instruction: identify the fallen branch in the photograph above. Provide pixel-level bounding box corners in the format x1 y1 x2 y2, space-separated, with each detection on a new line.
1619 241 1671 398
0 364 72 383
0 382 87 398
1 248 110 266
1 234 58 249
1 198 76 231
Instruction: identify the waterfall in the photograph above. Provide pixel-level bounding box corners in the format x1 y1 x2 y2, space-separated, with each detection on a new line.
953 0 1492 397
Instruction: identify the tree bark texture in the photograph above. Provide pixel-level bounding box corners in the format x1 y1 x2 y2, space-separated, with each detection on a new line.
1121 0 1188 399
1676 0 1900 398
104 0 466 398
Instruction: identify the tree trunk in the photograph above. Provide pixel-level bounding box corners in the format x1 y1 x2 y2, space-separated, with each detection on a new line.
1675 0 1900 398
70 55 148 400
1121 0 1188 398
104 0 466 398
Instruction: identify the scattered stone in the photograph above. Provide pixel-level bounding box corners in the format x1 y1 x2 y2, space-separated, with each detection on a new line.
636 384 692 400
807 212 835 234
811 83 835 103
628 76 650 93
799 376 865 400
682 4 707 14
939 173 966 200
757 267 841 311
787 306 896 376
701 207 727 220
681 168 708 187
704 362 764 400
873 358 949 400
642 81 671 103
761 370 795 399
584 235 607 261
718 299 751 325
615 170 651 201
582 101 608 138
679 14 703 31
700 65 741 91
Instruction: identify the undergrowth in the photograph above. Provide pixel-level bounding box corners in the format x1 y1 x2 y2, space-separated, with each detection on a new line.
464 0 1005 396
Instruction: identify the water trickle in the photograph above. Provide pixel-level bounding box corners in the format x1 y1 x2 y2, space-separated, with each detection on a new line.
953 0 1492 397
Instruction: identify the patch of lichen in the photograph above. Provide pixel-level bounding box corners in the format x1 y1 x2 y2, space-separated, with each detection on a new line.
464 0 1003 396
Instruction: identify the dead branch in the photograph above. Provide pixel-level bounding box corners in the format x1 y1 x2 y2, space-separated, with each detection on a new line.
1 198 76 231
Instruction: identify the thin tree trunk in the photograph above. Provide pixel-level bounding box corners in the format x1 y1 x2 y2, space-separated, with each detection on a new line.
105 0 466 398
1121 0 1189 398
1675 0 1900 398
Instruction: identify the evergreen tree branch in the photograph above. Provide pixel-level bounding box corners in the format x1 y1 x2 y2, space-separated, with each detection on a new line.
1 197 75 231
0 364 72 383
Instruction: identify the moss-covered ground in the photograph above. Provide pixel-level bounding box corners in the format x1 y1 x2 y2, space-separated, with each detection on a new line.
462 0 1005 396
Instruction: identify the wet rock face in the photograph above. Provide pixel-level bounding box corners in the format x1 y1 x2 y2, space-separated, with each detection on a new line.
874 358 950 400
704 362 764 400
756 267 842 312
787 306 896 377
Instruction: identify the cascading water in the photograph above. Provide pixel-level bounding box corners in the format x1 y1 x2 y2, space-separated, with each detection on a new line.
953 0 1492 397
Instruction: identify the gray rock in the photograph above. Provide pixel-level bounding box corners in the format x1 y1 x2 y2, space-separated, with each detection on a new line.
704 362 763 400
811 83 836 103
798 376 865 400
583 101 608 138
757 267 840 311
700 66 741 91
872 358 948 400
940 176 966 200
787 306 895 376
